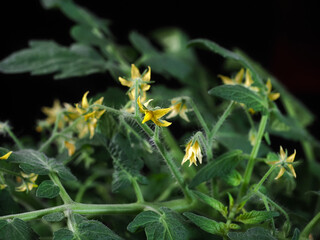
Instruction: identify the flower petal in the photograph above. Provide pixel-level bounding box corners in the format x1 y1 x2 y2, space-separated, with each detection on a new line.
275 167 286 180
0 151 12 160
118 77 133 87
218 75 234 85
268 92 280 101
153 107 172 119
142 111 153 124
142 66 151 82
286 149 296 163
131 64 141 79
288 164 297 178
82 91 90 109
234 68 244 84
279 146 286 160
153 118 172 127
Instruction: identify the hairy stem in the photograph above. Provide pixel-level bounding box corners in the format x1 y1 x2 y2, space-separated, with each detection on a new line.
49 172 73 204
300 211 320 240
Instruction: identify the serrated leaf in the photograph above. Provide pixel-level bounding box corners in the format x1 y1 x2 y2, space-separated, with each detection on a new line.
107 133 147 193
0 40 107 79
228 227 276 240
72 214 123 240
189 150 242 188
235 210 279 224
0 218 38 240
192 191 228 218
42 212 65 222
128 207 189 240
53 228 73 240
9 149 76 181
36 180 60 199
209 85 266 112
183 212 227 236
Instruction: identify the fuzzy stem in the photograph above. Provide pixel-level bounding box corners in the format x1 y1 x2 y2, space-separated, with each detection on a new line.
3 125 24 150
49 172 73 204
131 177 145 203
300 211 320 240
188 98 210 137
238 114 268 199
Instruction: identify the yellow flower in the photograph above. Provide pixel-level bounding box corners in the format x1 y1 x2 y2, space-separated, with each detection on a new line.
268 146 297 180
65 141 76 156
41 99 64 125
244 69 259 92
15 172 38 192
166 98 190 122
137 96 172 127
181 140 203 167
118 64 151 92
0 151 12 160
266 79 280 101
0 184 7 190
218 68 244 85
76 91 105 115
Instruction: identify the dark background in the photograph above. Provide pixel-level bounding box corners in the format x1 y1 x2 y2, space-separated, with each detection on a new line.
0 0 319 139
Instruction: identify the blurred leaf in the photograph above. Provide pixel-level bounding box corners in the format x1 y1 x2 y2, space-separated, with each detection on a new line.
0 190 21 216
235 210 279 224
188 39 264 88
192 191 228 218
291 228 300 240
0 218 38 240
222 169 242 187
209 85 266 112
10 149 76 181
71 24 109 47
190 150 242 188
36 180 60 199
0 41 107 79
42 212 65 222
183 212 228 236
228 227 276 240
128 207 189 240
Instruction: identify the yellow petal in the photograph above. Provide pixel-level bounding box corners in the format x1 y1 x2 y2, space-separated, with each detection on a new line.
142 66 151 82
94 97 104 105
218 75 234 85
288 164 297 178
0 184 7 190
141 84 151 92
166 109 178 119
84 111 96 121
153 108 172 119
279 146 286 160
118 77 133 87
131 64 141 79
82 91 90 109
137 96 146 113
266 79 272 93
234 68 244 84
268 92 280 101
286 149 296 163
15 184 27 192
275 167 286 180
244 69 254 87
142 111 153 124
153 119 172 127
65 141 76 156
0 151 12 160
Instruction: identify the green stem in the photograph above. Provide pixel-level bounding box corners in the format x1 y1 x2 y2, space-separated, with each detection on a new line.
0 198 197 221
300 211 320 240
188 98 210 137
131 177 144 203
154 127 190 199
238 114 268 199
3 125 24 150
75 173 101 203
49 173 73 204
252 165 277 194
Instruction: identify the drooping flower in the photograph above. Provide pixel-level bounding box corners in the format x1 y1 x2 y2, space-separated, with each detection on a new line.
0 151 12 160
15 172 38 192
268 146 297 180
181 140 203 167
137 96 172 127
166 98 190 122
266 79 280 101
65 141 76 156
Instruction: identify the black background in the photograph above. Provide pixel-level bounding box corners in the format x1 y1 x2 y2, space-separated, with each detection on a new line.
0 0 319 139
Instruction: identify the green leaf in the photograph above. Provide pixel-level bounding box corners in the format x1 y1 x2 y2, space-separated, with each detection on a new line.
42 212 65 222
10 149 76 181
192 191 228 218
0 189 21 216
72 214 124 240
0 41 107 79
36 180 60 199
183 212 228 236
107 133 147 193
228 227 276 240
128 207 189 240
222 169 242 187
189 150 242 188
129 31 158 55
71 24 109 47
53 229 73 240
188 39 264 87
235 210 279 224
0 218 38 240
209 84 266 112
